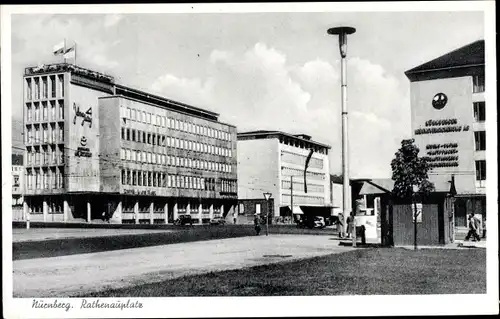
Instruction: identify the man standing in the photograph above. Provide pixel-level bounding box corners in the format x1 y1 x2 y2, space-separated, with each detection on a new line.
254 214 261 236
336 213 345 238
465 213 481 242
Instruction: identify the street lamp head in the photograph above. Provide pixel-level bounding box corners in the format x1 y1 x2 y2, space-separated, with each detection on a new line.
327 26 356 58
327 26 356 36
263 192 272 201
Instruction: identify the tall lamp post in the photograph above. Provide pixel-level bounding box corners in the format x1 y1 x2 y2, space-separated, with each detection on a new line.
327 26 356 247
412 184 419 250
263 192 272 236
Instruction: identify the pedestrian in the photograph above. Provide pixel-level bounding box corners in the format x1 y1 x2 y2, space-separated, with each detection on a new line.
465 213 481 242
336 213 345 238
254 214 261 236
233 211 237 224
482 218 486 238
346 212 354 239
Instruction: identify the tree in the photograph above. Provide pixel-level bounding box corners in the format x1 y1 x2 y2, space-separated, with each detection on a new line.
391 139 435 249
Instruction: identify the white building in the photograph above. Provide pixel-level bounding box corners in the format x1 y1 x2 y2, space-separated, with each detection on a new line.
237 131 332 223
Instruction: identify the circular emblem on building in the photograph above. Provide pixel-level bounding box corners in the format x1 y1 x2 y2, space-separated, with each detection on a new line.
80 136 87 147
432 93 448 109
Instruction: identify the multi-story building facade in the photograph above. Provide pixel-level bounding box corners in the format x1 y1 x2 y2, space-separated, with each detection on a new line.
12 153 24 220
405 40 486 227
237 131 331 223
22 63 237 224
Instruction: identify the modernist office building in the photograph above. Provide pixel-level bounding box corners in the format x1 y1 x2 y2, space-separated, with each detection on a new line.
22 63 237 224
405 39 486 227
237 131 332 223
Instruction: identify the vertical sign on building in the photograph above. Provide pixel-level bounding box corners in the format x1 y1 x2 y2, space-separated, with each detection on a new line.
67 83 109 192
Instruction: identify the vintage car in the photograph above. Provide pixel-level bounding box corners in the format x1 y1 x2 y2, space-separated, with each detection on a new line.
209 216 226 225
173 214 194 226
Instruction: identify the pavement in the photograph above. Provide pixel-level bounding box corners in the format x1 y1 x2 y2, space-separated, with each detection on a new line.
13 234 353 297
12 228 174 243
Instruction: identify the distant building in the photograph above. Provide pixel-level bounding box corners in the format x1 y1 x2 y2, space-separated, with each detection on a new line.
329 174 351 217
237 130 332 223
12 153 24 220
405 39 486 227
22 63 237 224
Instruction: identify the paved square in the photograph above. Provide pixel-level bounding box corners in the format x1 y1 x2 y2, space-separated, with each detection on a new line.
13 234 352 297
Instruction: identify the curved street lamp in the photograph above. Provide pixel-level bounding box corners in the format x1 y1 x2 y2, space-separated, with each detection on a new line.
327 26 357 247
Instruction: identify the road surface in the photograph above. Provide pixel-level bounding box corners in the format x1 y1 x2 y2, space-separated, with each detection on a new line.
13 228 174 243
13 234 352 297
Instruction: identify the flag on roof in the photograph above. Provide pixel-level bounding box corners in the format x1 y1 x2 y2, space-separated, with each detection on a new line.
64 45 76 60
53 41 65 55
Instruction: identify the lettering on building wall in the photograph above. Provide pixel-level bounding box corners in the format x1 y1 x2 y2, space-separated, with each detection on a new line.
73 103 92 128
414 118 470 135
123 189 157 196
423 143 459 169
75 147 92 157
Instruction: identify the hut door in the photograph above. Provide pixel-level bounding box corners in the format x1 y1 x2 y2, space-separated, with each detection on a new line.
438 202 445 244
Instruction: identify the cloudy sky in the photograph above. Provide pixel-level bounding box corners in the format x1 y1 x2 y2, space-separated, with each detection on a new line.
10 10 484 178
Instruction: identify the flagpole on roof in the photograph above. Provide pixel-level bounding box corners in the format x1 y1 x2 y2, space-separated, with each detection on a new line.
63 38 67 64
75 42 77 66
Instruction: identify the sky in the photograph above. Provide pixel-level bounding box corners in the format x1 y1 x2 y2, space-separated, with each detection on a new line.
10 10 484 178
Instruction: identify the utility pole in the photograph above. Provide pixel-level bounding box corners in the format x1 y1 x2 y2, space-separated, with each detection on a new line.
328 26 357 247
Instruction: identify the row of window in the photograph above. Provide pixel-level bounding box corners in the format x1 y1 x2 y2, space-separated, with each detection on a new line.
121 170 217 191
281 167 326 181
26 100 65 122
26 75 64 101
473 102 485 122
25 197 64 214
26 123 65 145
282 194 325 205
279 138 328 155
281 180 325 193
120 148 232 173
474 131 486 151
26 145 65 166
472 75 485 94
220 179 237 193
120 106 231 141
475 160 486 181
122 201 166 214
121 201 223 215
280 150 324 170
25 167 65 190
121 128 233 157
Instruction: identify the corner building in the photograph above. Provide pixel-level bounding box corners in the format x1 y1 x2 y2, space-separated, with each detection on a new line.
23 63 237 224
405 40 486 228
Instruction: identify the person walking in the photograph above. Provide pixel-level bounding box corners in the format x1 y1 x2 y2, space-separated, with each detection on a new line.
346 212 354 239
336 213 345 238
465 213 481 242
254 214 261 236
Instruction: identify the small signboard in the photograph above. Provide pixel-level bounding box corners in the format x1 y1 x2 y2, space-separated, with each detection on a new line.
412 203 423 223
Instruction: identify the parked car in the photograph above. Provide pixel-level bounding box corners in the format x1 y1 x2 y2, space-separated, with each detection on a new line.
209 216 226 225
174 214 193 226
